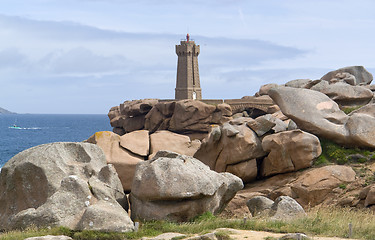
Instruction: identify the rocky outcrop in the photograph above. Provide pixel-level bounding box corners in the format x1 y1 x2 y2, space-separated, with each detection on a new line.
87 130 201 192
246 196 305 220
321 66 373 85
120 130 150 157
285 79 312 88
268 86 348 142
0 142 134 232
86 131 144 192
269 86 375 148
194 120 266 183
130 151 244 222
194 118 320 182
108 99 158 134
109 99 232 139
256 83 279 96
270 196 306 220
223 165 357 217
257 67 374 107
246 196 274 217
290 165 356 206
168 100 231 133
261 130 322 177
194 117 323 183
149 130 201 159
246 114 276 137
359 184 375 207
310 81 373 106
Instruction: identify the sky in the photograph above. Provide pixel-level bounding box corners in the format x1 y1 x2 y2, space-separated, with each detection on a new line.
0 0 374 114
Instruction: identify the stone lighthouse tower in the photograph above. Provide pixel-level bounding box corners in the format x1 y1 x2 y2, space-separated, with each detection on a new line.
175 34 202 100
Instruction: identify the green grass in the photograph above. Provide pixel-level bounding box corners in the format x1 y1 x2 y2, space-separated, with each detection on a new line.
315 138 375 166
3 207 375 240
341 105 363 114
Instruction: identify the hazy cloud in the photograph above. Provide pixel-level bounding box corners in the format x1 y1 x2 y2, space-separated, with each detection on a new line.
0 48 29 69
40 48 131 76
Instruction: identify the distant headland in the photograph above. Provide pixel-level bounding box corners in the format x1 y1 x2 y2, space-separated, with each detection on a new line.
0 107 15 114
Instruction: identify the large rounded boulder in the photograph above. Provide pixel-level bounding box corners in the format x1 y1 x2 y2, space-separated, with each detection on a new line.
130 151 244 222
269 86 375 148
0 142 134 232
321 66 373 85
261 130 322 177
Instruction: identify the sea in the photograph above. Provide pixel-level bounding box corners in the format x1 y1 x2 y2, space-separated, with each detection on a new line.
0 114 112 168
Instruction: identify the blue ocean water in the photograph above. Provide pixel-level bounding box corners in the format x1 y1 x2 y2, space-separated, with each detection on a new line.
0 114 112 167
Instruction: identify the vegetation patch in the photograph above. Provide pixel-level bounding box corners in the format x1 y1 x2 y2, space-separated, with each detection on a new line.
315 138 375 166
214 230 232 240
341 105 363 114
3 207 375 239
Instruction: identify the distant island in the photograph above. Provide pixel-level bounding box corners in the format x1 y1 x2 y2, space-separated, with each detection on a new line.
0 107 15 114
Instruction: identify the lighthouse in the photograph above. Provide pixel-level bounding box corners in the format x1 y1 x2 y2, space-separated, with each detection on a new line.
175 34 202 100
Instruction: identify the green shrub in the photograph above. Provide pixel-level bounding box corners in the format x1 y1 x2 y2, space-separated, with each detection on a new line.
357 157 367 163
191 211 216 222
314 155 329 166
318 138 375 166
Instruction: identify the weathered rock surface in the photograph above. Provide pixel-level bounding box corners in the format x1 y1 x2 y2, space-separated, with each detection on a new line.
121 99 159 117
108 99 157 134
310 81 373 106
88 130 203 191
261 130 322 177
269 86 375 148
222 165 357 217
0 142 134 232
149 130 201 159
246 114 276 137
144 101 176 133
87 131 143 192
110 99 232 139
246 196 274 217
120 130 150 157
256 83 279 96
130 151 243 222
269 196 306 220
290 165 356 206
168 100 231 133
268 86 349 142
359 185 375 207
321 66 373 85
225 160 258 184
194 120 266 183
285 79 312 88
246 196 305 220
349 103 375 117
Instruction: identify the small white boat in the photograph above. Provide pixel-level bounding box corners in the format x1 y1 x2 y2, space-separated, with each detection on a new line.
9 124 22 129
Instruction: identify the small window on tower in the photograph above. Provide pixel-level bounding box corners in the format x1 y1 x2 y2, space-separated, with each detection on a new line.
193 91 197 100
